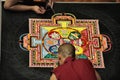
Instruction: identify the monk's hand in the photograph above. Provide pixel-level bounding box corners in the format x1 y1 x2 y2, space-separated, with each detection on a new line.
32 5 46 14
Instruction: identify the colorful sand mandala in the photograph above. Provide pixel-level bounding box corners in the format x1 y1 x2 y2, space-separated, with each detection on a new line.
19 13 111 68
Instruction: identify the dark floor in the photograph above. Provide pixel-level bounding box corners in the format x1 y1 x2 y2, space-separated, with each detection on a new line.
1 2 120 80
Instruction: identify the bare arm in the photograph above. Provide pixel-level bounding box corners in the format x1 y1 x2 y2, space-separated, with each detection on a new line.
4 0 46 14
50 73 57 80
4 0 32 11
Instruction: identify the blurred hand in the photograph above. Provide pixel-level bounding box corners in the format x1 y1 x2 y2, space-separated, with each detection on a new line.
32 5 46 14
47 0 54 8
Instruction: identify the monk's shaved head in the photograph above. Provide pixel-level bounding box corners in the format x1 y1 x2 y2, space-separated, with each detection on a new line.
58 43 75 58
